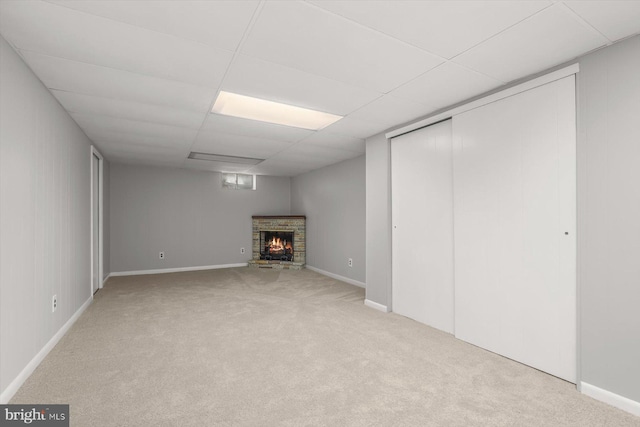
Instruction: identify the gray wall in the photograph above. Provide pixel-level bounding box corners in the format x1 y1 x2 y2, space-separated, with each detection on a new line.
109 164 290 273
365 35 640 403
0 36 92 399
290 156 366 284
577 35 640 402
103 158 110 279
365 135 392 306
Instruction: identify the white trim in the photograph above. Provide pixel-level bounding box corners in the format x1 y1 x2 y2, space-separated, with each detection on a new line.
386 63 580 139
364 299 390 313
109 263 248 277
90 146 104 296
305 265 366 288
0 297 92 404
581 382 640 417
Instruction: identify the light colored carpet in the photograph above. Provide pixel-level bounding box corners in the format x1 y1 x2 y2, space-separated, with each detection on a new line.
11 267 639 426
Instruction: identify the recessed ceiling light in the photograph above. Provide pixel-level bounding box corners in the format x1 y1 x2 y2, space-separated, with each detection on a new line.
188 152 264 165
211 91 342 130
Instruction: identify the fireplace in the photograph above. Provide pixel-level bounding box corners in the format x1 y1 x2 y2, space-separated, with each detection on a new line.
249 216 305 270
261 231 294 261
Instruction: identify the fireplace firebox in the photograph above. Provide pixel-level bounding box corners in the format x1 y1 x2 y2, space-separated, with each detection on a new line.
249 216 305 270
261 231 294 261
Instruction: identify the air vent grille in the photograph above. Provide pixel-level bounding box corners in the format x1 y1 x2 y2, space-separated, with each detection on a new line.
188 152 264 165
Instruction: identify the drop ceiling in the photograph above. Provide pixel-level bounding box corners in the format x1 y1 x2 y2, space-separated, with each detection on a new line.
1 0 639 176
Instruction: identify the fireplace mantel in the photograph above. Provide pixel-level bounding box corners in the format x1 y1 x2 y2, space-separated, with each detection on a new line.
252 215 306 219
248 216 306 270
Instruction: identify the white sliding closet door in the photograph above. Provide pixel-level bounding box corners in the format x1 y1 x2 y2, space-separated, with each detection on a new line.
453 76 576 382
392 119 454 333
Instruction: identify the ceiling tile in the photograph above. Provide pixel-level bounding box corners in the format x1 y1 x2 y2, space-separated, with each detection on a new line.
52 90 206 129
106 157 186 168
389 62 504 113
1 1 232 87
298 132 365 153
192 131 292 159
310 1 550 59
222 54 381 116
453 5 608 82
96 140 190 156
70 113 198 145
97 143 188 167
249 156 337 175
201 113 313 143
20 51 215 113
183 159 254 173
564 1 640 42
241 1 443 93
47 0 259 51
84 129 192 150
347 95 430 130
321 117 392 139
279 143 363 163
246 160 311 177
111 158 187 169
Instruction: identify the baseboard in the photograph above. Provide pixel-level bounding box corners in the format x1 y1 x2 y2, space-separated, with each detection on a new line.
581 382 640 417
364 299 390 313
109 263 248 277
0 297 93 404
305 265 366 288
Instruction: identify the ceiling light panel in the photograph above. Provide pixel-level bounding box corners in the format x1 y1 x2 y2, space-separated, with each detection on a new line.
211 91 342 130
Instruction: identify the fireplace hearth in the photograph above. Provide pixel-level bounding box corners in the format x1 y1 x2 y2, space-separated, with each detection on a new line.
248 216 305 270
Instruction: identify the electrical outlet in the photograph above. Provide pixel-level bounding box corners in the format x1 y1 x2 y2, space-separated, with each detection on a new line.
348 258 353 267
159 251 165 260
240 247 245 254
52 295 57 313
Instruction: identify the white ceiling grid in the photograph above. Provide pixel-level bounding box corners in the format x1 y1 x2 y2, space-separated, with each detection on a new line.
1 0 639 176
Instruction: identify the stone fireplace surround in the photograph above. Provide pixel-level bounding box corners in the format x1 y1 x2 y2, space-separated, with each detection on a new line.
248 216 305 270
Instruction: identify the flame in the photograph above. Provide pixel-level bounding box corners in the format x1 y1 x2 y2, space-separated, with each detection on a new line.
265 234 292 255
269 236 285 251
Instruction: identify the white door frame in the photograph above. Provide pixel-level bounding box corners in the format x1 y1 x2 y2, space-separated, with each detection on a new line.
90 146 104 297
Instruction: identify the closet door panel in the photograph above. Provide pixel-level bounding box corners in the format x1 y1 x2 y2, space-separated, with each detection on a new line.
391 119 454 333
453 76 576 382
